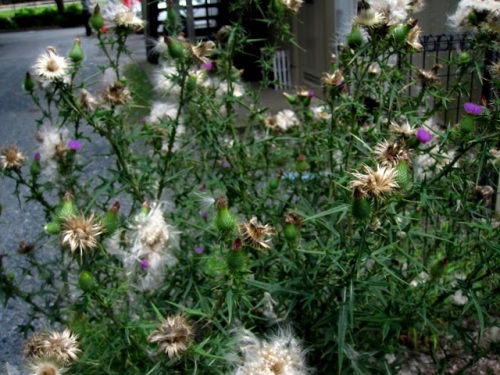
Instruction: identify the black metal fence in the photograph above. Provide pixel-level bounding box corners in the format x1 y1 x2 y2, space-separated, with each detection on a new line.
409 33 498 127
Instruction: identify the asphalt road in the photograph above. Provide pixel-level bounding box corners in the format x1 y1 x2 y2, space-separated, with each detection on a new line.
0 26 148 371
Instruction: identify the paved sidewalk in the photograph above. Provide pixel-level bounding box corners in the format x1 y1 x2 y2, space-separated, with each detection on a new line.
0 27 149 371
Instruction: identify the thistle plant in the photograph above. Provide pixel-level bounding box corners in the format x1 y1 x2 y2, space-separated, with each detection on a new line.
1 0 499 374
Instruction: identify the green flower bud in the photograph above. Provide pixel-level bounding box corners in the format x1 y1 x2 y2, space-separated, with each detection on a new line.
90 4 105 31
283 92 299 105
186 74 197 93
166 37 186 61
283 222 299 242
390 24 410 46
216 208 236 233
395 161 410 189
347 27 364 50
459 115 475 134
295 154 309 173
30 159 41 176
430 257 447 280
68 37 84 63
78 270 95 291
352 196 372 220
215 196 236 234
459 51 470 63
23 72 35 92
167 4 180 30
225 248 246 273
268 176 280 191
44 221 61 235
55 192 78 221
270 0 284 14
101 202 120 235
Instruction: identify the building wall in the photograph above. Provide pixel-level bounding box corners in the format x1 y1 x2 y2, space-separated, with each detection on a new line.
291 0 460 88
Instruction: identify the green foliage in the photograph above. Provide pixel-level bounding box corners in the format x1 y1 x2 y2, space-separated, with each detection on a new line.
1 0 499 374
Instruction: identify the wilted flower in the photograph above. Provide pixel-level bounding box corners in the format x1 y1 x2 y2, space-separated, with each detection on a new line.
414 66 440 87
61 214 104 257
33 47 69 82
389 120 415 137
239 216 274 250
322 70 344 87
449 0 500 32
79 89 98 111
406 21 422 50
310 105 331 121
23 329 80 363
373 140 406 166
355 6 386 27
350 164 399 198
28 360 66 375
233 327 309 375
0 144 26 170
282 0 303 13
488 61 500 80
102 81 131 106
103 2 144 30
152 35 168 56
464 102 483 115
415 128 432 143
128 202 179 290
190 40 216 64
275 109 300 131
35 125 70 178
148 314 195 358
43 329 80 362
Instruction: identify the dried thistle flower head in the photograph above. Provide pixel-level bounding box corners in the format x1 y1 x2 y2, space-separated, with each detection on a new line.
102 81 131 106
79 89 98 111
488 61 500 81
350 164 399 199
190 40 216 64
373 140 406 167
322 69 344 87
389 120 415 138
61 213 104 257
23 329 80 363
0 144 26 170
414 65 441 87
43 329 80 363
148 314 195 358
283 0 303 13
104 2 144 30
406 21 422 50
264 115 278 130
282 211 303 229
33 47 69 81
28 359 66 375
23 333 50 360
239 217 274 250
353 8 385 27
234 327 309 375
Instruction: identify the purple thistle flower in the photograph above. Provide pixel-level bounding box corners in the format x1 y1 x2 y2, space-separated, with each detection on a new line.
34 151 41 162
194 247 203 254
415 128 432 143
200 211 208 220
199 183 206 192
221 160 230 169
68 139 82 151
308 90 315 98
464 102 483 115
140 258 149 270
202 61 212 71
